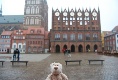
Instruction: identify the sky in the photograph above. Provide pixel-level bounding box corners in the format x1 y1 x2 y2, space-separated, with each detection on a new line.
0 0 118 31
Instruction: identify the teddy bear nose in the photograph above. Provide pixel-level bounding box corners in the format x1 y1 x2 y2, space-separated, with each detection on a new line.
54 67 58 70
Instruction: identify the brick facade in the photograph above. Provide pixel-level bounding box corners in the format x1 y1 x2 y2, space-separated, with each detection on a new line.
50 8 102 53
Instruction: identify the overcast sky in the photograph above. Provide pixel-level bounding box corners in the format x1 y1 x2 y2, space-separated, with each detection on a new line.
0 0 118 31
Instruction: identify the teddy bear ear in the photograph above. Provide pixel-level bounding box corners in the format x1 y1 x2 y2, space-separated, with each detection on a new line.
50 63 53 66
50 62 55 66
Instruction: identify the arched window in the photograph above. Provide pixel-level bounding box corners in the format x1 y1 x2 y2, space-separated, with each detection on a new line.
31 6 35 14
26 7 30 14
30 17 34 24
35 17 39 24
36 6 39 14
26 17 29 25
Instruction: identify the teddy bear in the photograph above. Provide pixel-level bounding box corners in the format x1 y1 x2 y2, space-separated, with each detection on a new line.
46 62 68 80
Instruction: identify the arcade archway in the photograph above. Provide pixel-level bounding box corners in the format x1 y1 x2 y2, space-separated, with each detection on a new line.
55 45 60 53
71 45 75 52
94 44 98 52
86 45 90 52
78 45 83 52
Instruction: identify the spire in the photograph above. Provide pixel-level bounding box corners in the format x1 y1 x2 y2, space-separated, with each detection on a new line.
98 7 100 12
61 7 63 12
89 7 91 12
0 4 2 16
68 7 69 12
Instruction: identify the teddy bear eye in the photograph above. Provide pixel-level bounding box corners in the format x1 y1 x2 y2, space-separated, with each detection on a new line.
57 65 58 66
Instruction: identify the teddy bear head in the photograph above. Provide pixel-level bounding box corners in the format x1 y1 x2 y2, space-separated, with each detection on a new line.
50 62 62 75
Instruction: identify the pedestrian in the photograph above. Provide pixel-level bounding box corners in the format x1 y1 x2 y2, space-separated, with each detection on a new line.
16 48 20 61
14 48 20 61
95 49 97 53
13 49 17 61
62 48 66 55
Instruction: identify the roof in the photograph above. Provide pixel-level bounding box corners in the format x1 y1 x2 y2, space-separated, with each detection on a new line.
104 32 118 37
1 31 13 35
102 31 111 36
0 15 24 24
27 27 45 34
112 26 118 32
13 29 27 35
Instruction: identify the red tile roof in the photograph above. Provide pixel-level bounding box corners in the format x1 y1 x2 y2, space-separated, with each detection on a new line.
13 29 27 35
1 31 13 35
27 27 45 34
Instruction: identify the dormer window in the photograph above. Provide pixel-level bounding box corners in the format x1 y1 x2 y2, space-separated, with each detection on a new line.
30 30 34 33
37 30 41 33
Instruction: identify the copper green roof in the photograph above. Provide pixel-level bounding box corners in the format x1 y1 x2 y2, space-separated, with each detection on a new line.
0 15 24 24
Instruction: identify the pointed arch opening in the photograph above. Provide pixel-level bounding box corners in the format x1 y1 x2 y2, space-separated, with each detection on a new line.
55 45 60 53
71 45 75 52
94 44 98 52
86 45 90 52
78 45 83 52
63 45 67 49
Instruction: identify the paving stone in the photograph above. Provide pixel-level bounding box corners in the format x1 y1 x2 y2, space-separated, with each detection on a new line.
0 53 118 80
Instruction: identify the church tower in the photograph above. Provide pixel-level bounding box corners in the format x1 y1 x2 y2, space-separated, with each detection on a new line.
23 0 48 31
0 0 2 16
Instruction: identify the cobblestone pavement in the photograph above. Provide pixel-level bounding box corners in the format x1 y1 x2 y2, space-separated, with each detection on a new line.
0 53 118 80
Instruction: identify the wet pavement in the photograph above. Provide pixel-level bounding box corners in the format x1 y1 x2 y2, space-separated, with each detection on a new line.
0 53 118 80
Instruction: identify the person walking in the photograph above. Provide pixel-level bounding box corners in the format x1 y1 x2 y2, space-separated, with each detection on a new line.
13 49 17 61
16 48 20 61
62 48 66 55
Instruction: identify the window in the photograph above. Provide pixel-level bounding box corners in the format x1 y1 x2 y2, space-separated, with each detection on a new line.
80 21 82 25
31 6 35 14
26 17 29 24
86 34 90 40
85 21 87 25
30 30 34 33
70 34 75 40
19 45 21 49
26 7 30 14
14 45 16 49
80 17 82 20
78 34 82 40
63 18 65 20
55 34 60 40
70 21 72 25
65 21 68 25
36 0 40 4
30 17 34 24
63 34 67 40
36 6 39 14
93 34 98 40
35 17 39 24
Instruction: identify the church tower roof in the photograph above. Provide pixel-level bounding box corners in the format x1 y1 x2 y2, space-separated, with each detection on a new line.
0 1 2 16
